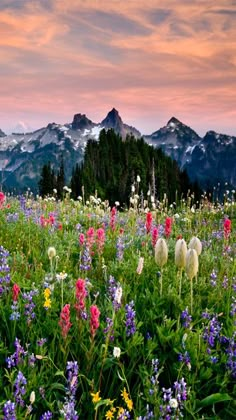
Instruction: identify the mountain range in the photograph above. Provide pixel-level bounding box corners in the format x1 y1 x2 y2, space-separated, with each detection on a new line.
0 108 235 192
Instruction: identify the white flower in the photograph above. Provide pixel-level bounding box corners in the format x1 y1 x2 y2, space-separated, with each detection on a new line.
155 238 168 267
175 239 187 269
53 188 57 194
188 237 202 256
137 175 141 183
113 347 121 358
115 201 120 206
136 257 144 275
169 398 178 409
47 247 56 260
30 391 35 405
131 185 135 192
114 286 122 304
186 249 199 280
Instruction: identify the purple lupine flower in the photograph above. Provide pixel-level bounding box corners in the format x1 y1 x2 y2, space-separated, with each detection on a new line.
173 378 188 402
180 308 192 328
226 333 236 377
22 288 38 325
136 405 154 419
149 359 159 395
66 361 78 397
3 400 16 420
79 246 91 271
202 314 222 348
117 409 131 419
10 301 20 321
125 301 136 336
107 275 122 311
28 353 36 367
222 275 229 289
40 411 53 420
6 338 27 368
14 371 27 406
116 236 125 261
0 245 11 296
60 400 78 420
178 350 190 361
210 270 217 287
60 361 79 419
230 296 236 317
37 338 47 346
6 213 19 223
103 317 114 341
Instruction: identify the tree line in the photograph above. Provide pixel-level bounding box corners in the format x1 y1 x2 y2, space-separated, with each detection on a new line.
39 129 201 204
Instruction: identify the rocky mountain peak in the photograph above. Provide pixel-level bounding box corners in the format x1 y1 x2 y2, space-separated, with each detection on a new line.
0 128 6 137
101 108 123 130
167 116 181 126
72 113 95 131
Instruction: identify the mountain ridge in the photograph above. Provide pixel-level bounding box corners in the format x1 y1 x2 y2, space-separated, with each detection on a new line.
0 109 235 191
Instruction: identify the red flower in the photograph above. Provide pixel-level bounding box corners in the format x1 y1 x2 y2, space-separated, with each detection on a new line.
146 212 152 234
58 223 63 230
110 206 117 231
96 228 105 254
152 227 158 247
59 304 72 339
12 284 20 302
75 278 87 315
90 305 100 337
165 217 172 238
224 218 231 240
0 191 5 208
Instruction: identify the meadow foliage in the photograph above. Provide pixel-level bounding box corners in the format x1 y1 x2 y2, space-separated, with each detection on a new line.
0 190 235 419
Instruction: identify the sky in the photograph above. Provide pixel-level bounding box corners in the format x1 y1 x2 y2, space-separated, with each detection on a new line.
0 0 236 136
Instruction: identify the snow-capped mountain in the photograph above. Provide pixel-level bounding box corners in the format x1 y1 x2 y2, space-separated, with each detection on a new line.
0 109 141 191
0 108 235 191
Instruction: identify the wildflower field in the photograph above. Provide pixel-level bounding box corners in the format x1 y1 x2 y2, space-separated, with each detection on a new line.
0 191 235 419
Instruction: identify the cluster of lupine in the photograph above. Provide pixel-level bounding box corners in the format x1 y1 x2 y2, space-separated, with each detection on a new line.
0 245 11 296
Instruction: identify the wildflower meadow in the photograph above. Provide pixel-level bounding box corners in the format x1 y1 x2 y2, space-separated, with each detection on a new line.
0 189 235 419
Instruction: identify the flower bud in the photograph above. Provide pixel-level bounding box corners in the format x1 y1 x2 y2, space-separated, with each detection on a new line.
186 249 199 280
155 238 168 267
188 237 202 256
47 246 56 260
175 239 187 269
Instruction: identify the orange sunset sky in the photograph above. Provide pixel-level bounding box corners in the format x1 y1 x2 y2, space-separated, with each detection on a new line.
0 0 236 136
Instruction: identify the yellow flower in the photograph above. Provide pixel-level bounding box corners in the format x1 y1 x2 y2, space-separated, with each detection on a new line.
121 388 129 401
117 407 125 416
91 391 101 404
126 398 133 411
43 298 51 309
43 288 51 299
105 408 116 419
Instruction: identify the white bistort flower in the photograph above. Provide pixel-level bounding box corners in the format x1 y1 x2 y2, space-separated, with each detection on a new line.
113 347 121 358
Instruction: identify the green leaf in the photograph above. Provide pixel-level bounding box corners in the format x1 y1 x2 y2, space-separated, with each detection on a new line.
195 393 233 412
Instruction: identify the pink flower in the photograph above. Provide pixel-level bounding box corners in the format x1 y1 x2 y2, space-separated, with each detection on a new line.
0 191 5 207
165 217 172 238
12 284 20 302
86 227 95 251
152 227 158 247
110 207 117 231
59 304 72 339
75 278 87 316
146 212 152 233
96 228 105 254
79 233 85 246
224 218 231 240
90 305 100 337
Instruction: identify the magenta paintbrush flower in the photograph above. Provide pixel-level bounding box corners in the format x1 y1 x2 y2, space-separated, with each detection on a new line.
59 304 72 339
